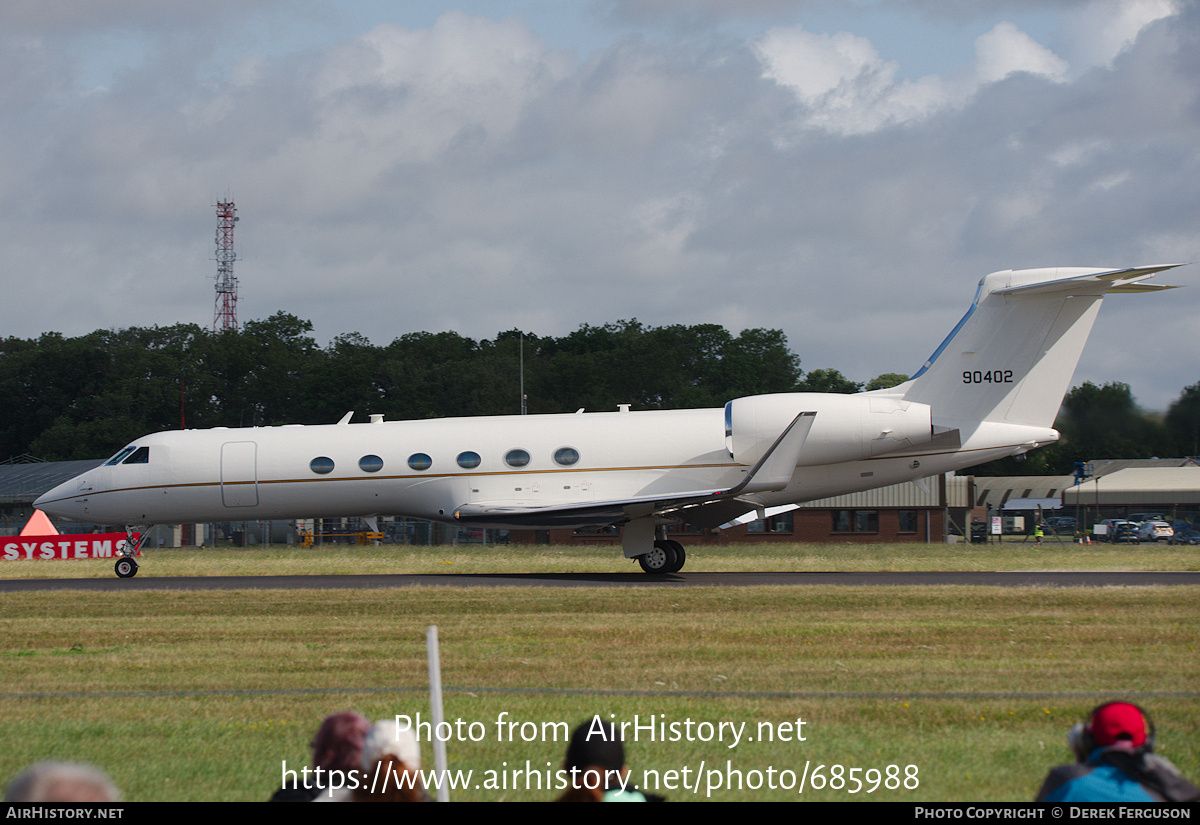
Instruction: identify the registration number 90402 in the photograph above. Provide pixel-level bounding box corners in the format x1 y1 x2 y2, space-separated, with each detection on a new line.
962 370 1013 384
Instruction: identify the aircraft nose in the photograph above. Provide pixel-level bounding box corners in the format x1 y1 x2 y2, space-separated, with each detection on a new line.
34 479 87 519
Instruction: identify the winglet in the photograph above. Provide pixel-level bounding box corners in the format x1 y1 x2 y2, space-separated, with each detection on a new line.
723 411 816 496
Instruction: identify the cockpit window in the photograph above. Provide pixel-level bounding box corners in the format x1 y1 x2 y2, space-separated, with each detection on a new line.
105 447 136 466
122 446 150 464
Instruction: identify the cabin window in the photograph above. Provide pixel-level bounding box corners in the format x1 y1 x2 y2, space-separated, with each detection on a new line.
505 449 530 468
457 451 481 469
553 447 580 466
122 446 150 464
408 453 432 471
310 457 335 474
358 455 384 473
105 447 136 466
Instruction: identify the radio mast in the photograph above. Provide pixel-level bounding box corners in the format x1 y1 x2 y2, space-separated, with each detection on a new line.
213 200 239 332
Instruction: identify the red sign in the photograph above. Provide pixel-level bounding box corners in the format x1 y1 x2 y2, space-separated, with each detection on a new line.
2 533 141 561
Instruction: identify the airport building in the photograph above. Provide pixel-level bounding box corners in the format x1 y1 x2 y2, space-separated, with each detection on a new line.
1061 461 1200 523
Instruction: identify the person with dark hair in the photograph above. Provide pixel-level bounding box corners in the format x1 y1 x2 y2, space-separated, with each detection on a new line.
271 710 371 801
1036 701 1199 803
556 717 662 802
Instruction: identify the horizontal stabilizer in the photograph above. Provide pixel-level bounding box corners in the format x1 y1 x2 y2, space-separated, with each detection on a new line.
1106 283 1178 293
991 264 1184 297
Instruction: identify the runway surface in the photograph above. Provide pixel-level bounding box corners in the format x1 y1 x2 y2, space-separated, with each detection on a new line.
2 570 1198 592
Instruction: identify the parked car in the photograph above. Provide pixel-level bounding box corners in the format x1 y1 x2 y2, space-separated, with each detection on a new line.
1112 523 1141 544
1168 529 1200 546
1095 519 1133 542
1135 521 1174 542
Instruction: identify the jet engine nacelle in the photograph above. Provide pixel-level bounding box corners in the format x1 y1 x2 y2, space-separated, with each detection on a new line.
726 393 933 467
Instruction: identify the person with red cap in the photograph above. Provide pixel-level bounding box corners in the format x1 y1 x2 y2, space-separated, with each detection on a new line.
1036 702 1199 802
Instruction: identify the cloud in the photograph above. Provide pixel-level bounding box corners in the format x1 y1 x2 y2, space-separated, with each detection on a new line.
974 21 1069 83
0 0 255 34
754 19 1073 135
0 2 1195 415
1058 0 1180 71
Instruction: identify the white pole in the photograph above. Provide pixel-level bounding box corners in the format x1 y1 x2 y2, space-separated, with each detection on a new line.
426 625 450 802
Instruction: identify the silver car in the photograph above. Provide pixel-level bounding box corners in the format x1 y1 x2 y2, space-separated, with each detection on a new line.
1135 521 1174 542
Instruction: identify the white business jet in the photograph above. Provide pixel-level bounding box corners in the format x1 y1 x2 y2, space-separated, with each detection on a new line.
35 265 1180 578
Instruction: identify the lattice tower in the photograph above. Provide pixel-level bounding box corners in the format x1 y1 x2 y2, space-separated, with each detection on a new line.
213 200 239 331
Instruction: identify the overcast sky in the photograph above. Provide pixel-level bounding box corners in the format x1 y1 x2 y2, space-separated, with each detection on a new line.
2 0 1196 410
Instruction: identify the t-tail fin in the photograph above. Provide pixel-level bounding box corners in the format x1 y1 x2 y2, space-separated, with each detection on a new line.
891 265 1182 428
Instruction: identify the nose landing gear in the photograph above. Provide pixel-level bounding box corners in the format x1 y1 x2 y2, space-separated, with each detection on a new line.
115 556 139 578
114 527 148 578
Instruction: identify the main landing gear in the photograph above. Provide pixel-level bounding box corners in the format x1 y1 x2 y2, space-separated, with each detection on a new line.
624 519 688 575
638 539 687 574
114 526 148 579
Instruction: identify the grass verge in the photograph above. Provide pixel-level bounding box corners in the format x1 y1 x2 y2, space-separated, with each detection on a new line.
1 584 1196 801
2 539 1197 579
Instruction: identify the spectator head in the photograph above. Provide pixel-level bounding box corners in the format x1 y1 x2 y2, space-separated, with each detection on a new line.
565 717 625 775
5 761 120 803
1088 702 1151 749
361 719 421 772
311 711 372 773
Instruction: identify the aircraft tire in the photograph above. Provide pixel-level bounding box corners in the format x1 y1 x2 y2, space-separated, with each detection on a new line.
665 540 686 573
115 558 139 579
638 541 678 574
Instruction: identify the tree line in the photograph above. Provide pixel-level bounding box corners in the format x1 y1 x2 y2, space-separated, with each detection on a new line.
1 312 1195 472
963 380 1200 476
1 314 806 461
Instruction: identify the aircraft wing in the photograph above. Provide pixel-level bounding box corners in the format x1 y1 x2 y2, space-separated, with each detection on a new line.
452 410 816 528
452 491 739 528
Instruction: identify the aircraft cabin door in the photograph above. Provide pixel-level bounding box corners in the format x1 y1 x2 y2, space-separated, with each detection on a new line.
221 441 259 507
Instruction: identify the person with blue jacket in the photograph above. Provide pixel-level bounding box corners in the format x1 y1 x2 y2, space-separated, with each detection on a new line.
1036 701 1198 803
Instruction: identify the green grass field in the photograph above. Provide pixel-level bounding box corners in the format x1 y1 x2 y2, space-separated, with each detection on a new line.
3 537 1198 578
1 543 1196 802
